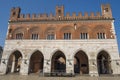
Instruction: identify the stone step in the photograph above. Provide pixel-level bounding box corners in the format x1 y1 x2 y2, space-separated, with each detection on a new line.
0 74 120 80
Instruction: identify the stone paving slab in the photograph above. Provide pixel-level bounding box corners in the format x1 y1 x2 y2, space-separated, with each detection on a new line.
0 74 120 80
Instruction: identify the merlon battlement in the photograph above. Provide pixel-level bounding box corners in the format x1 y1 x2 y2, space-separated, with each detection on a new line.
10 4 113 21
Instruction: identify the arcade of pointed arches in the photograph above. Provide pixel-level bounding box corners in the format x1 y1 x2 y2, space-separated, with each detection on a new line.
6 49 112 75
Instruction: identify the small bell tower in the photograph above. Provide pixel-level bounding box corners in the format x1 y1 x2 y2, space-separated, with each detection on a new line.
101 4 112 18
10 7 21 20
56 6 64 18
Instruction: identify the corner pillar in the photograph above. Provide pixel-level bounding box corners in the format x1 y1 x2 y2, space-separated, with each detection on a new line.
111 60 120 75
0 59 8 75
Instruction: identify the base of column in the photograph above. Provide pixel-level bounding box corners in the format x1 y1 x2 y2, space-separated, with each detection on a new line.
0 72 6 75
89 72 99 76
20 73 28 75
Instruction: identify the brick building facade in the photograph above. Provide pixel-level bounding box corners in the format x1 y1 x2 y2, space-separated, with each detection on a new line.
0 4 120 76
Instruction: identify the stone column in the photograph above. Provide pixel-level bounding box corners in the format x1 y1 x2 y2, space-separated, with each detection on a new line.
43 59 51 73
66 59 74 74
20 59 29 75
89 59 98 76
11 56 15 73
11 60 15 73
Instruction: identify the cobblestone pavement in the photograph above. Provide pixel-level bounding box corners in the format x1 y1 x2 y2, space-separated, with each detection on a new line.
0 74 120 80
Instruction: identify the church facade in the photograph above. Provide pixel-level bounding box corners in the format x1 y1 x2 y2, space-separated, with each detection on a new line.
0 4 120 76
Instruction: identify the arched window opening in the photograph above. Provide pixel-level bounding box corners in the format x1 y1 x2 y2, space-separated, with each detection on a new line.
16 33 23 39
97 33 106 39
31 33 39 40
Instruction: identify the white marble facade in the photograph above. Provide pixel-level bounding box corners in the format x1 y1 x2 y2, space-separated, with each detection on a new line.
0 39 120 76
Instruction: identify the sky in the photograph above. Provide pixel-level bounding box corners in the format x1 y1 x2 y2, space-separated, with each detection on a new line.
0 0 120 53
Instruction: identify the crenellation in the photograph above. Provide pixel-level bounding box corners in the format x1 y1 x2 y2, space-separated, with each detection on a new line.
66 12 70 17
90 12 95 17
78 12 82 17
11 11 112 21
20 14 24 19
39 14 43 17
96 12 101 17
49 13 54 18
37 14 41 18
84 12 89 18
26 14 30 19
72 12 77 17
32 14 36 19
9 4 113 21
42 13 48 18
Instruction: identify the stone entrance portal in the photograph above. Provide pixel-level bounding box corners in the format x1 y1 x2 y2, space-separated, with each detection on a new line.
51 51 66 73
74 50 89 74
7 50 22 73
97 51 112 74
29 51 44 73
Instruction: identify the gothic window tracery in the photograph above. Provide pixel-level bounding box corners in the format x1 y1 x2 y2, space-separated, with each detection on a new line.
16 33 23 39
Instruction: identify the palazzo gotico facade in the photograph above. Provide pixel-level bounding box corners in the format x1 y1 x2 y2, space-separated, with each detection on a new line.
0 4 120 76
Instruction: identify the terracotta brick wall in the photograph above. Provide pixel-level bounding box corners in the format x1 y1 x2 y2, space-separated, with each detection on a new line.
7 4 115 40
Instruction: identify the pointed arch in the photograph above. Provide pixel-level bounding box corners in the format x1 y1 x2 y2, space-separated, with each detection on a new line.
74 50 89 74
97 50 112 74
60 26 74 32
12 27 26 39
45 27 56 40
50 49 66 60
7 49 24 59
73 49 89 59
96 49 111 59
29 50 44 73
29 27 40 39
76 26 89 39
51 50 66 72
7 50 23 74
13 27 26 33
28 49 43 60
92 25 107 39
77 25 89 32
60 26 74 39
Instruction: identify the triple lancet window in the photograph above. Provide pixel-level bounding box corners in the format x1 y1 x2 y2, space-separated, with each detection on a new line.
97 33 106 39
47 34 55 40
16 33 23 39
31 33 39 40
64 33 71 39
15 32 106 40
80 33 88 39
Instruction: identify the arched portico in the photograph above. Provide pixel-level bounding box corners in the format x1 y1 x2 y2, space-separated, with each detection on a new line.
7 50 22 74
29 50 44 73
51 50 66 72
74 50 89 74
97 50 112 74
